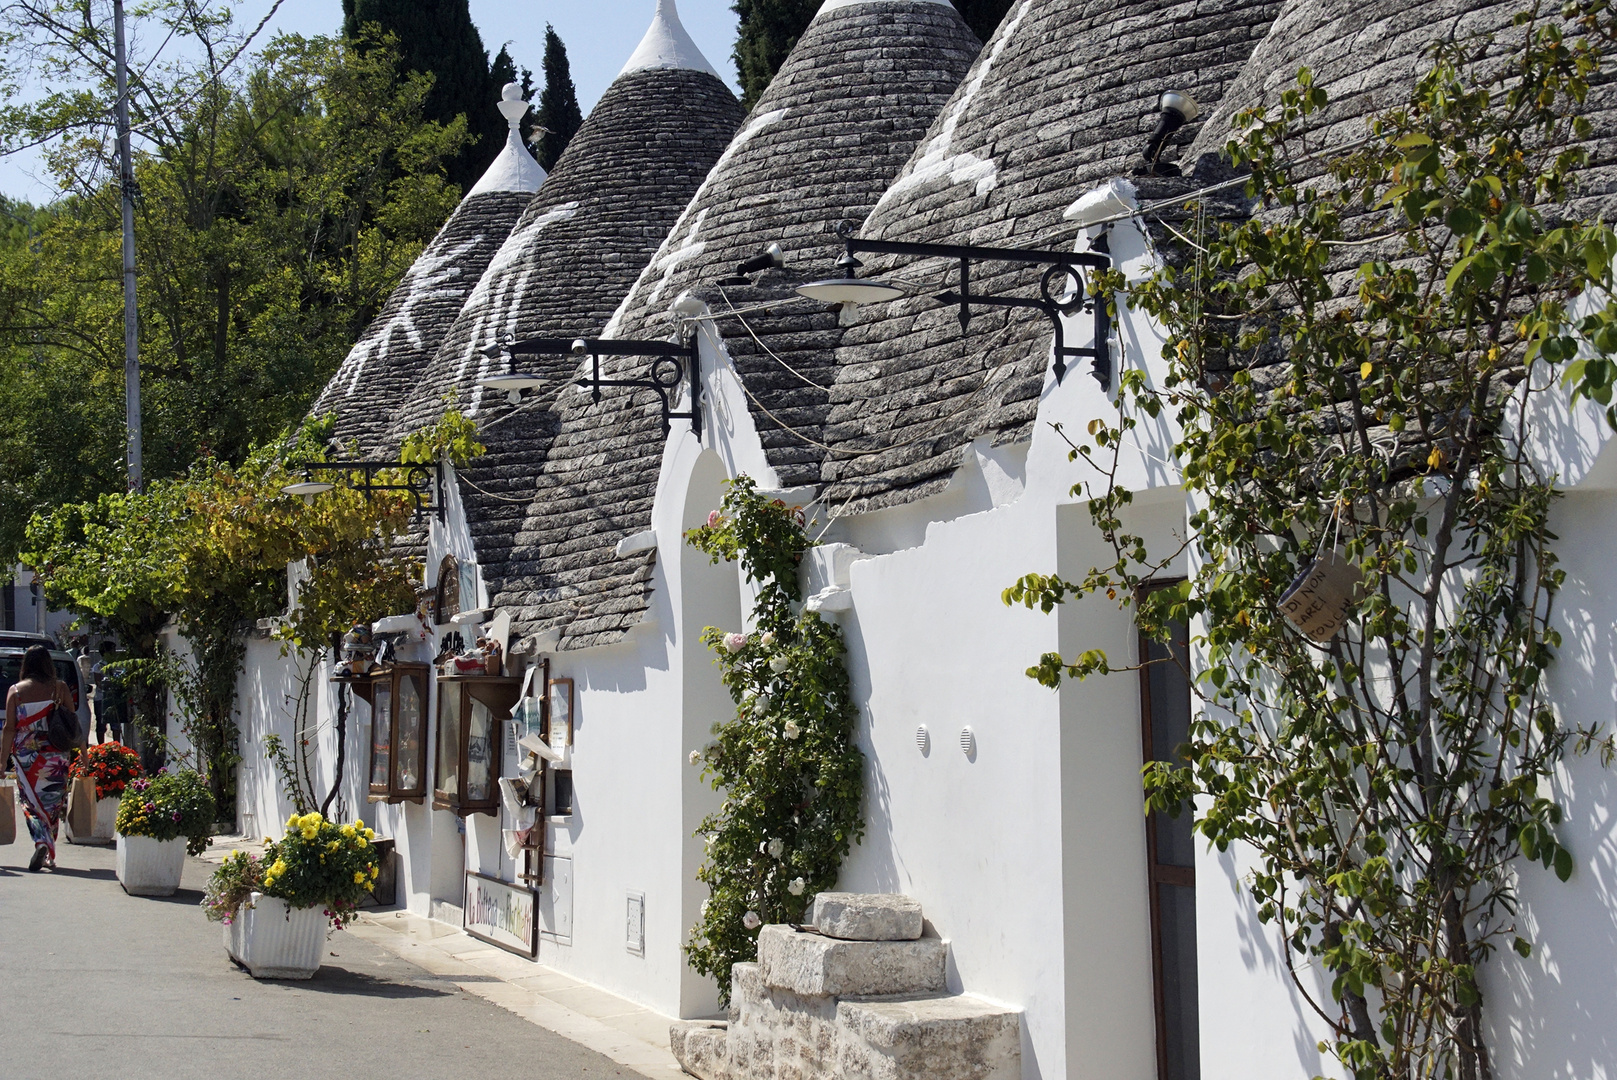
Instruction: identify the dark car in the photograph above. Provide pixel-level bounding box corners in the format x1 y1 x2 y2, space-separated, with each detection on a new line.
0 646 89 742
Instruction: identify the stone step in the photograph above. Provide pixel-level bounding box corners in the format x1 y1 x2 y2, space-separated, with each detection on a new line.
836 993 1022 1080
810 892 923 941
670 1019 730 1080
757 924 946 997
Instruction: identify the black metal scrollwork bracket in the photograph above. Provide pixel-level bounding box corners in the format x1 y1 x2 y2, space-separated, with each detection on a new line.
506 334 702 438
290 459 446 522
833 219 1114 391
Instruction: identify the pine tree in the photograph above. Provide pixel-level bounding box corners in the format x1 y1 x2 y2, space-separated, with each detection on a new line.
342 0 499 188
949 0 1013 43
731 0 994 109
533 25 583 173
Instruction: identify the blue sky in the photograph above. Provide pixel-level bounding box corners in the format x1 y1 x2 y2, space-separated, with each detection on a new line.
0 0 741 203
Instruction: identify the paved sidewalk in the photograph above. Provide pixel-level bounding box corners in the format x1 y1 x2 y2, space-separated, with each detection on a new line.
200 834 687 1080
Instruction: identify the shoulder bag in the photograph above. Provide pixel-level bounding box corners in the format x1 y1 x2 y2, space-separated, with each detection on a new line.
45 700 80 751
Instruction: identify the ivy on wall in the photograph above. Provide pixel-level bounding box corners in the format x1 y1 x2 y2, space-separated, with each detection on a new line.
685 475 864 1005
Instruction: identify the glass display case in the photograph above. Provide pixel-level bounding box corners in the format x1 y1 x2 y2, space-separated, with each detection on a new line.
434 674 521 816
338 663 430 804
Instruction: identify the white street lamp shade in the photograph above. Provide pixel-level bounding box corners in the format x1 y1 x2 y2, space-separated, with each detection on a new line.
796 277 908 306
282 480 335 497
1160 91 1200 121
478 372 549 403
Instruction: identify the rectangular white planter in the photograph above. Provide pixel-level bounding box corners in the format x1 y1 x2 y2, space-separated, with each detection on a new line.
227 893 327 980
115 834 187 896
65 796 120 846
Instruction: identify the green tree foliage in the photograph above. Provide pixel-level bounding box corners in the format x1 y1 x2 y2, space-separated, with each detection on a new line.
342 0 502 187
0 8 466 566
949 0 1013 42
731 0 990 108
1005 5 1617 1076
684 477 864 1004
533 25 583 172
23 415 442 809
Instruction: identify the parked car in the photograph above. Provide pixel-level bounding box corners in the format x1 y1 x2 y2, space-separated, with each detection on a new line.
0 645 90 743
0 631 59 651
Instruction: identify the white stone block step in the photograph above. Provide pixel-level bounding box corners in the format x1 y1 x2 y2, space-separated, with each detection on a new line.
757 924 946 997
836 993 1022 1080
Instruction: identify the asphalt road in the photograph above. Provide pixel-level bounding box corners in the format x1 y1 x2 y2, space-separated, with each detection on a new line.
0 837 632 1080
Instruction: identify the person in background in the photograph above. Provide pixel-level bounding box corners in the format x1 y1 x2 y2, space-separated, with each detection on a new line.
92 641 120 744
1 644 80 871
77 640 100 741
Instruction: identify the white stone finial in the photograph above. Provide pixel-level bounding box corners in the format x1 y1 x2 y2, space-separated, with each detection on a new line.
467 84 546 197
620 0 720 79
497 82 528 129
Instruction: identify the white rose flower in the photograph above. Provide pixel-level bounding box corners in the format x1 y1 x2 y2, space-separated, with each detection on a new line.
689 750 702 766
788 877 806 896
759 631 776 647
743 911 762 930
767 838 785 859
783 721 801 740
756 694 772 713
769 655 790 673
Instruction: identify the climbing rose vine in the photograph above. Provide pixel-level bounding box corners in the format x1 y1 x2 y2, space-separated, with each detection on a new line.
685 475 864 1005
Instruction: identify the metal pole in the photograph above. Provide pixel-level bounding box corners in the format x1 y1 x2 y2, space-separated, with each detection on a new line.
113 0 141 491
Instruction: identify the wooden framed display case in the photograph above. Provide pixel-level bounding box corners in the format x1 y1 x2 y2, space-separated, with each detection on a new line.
358 664 431 804
434 674 521 816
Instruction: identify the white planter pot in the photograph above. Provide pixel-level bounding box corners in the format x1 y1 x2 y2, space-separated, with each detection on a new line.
116 834 187 896
228 893 326 980
92 797 119 840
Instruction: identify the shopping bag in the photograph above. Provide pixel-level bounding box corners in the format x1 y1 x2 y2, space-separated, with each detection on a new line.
0 781 15 846
67 774 96 838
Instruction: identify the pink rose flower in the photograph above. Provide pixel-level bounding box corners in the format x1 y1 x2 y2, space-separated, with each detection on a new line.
724 632 748 654
707 510 722 527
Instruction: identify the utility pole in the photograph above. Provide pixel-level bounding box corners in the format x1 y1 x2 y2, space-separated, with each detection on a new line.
113 0 141 491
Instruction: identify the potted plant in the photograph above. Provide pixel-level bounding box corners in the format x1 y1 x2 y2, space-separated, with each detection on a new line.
115 770 215 896
205 811 380 979
68 742 144 843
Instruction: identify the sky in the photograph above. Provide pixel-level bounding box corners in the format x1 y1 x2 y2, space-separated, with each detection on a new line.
0 0 742 204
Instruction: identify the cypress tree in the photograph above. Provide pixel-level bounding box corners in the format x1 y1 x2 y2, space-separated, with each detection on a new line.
533 25 583 173
731 0 819 111
342 0 499 189
731 0 995 109
949 0 1013 43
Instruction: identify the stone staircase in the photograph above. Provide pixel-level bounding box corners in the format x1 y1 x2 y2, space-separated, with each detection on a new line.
670 893 1021 1080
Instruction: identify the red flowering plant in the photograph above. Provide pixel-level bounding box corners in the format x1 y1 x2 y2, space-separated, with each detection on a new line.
69 741 144 800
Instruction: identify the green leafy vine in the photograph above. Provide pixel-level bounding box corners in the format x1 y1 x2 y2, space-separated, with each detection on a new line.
684 475 865 1005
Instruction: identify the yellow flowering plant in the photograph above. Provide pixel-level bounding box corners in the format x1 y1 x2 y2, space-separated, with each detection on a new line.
259 811 381 927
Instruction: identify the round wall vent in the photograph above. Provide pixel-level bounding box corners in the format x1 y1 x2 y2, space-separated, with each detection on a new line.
915 725 930 754
959 726 975 757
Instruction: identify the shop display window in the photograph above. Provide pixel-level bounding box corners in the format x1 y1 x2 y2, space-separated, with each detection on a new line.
339 663 429 804
434 674 521 816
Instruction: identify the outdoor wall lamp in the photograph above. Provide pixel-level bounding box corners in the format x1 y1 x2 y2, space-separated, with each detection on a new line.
716 242 786 286
493 334 703 438
280 460 446 522
1135 90 1200 177
796 220 1114 390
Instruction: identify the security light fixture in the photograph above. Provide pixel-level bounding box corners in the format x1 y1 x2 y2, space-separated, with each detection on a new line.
798 220 1115 390
498 334 703 437
1135 90 1201 177
280 460 445 521
716 242 786 286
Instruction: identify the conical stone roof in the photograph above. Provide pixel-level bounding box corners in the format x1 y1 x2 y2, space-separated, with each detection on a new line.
389 2 743 617
487 0 981 649
309 89 546 452
818 0 1286 514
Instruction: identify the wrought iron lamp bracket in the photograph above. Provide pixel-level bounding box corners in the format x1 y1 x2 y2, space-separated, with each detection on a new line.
507 334 702 438
292 459 446 522
833 221 1114 391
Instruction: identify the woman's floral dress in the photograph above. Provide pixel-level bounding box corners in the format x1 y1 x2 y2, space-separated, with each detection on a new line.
12 699 70 857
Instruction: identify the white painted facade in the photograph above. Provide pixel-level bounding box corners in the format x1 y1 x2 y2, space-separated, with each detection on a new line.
224 190 1617 1080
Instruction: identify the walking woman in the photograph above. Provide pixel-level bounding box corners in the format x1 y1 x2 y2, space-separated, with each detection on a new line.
1 645 81 871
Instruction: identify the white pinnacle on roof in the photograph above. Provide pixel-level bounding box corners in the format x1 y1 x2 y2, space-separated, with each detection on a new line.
466 83 548 197
619 0 720 79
